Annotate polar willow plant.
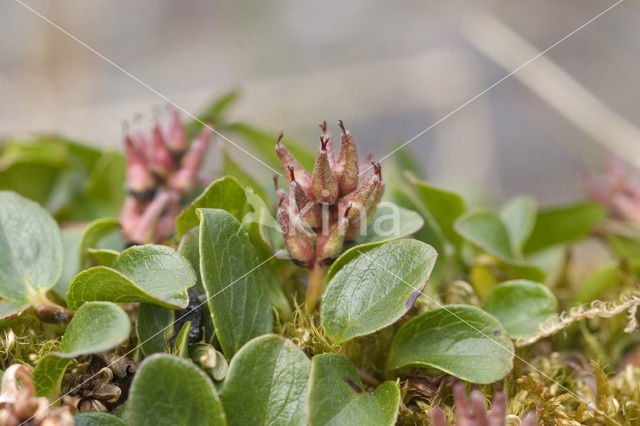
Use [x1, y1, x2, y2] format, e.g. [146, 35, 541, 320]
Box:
[2, 97, 640, 425]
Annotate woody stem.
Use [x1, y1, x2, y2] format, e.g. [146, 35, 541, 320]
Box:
[305, 262, 327, 314]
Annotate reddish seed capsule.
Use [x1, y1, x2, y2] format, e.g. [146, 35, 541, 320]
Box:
[339, 168, 380, 221]
[312, 136, 339, 204]
[124, 133, 156, 201]
[127, 191, 177, 244]
[275, 132, 313, 196]
[150, 122, 176, 179]
[317, 205, 350, 264]
[335, 120, 359, 196]
[289, 166, 322, 229]
[168, 126, 212, 194]
[319, 121, 337, 171]
[277, 207, 315, 268]
[166, 107, 188, 155]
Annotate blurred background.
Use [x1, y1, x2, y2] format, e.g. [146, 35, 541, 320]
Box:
[2, 0, 639, 204]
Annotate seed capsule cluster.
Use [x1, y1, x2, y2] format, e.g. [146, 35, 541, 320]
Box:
[276, 121, 384, 268]
[121, 108, 212, 244]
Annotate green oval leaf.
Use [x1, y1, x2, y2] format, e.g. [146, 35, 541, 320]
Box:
[308, 353, 400, 426]
[0, 191, 63, 302]
[388, 305, 514, 383]
[75, 412, 127, 426]
[326, 203, 425, 281]
[454, 210, 514, 261]
[198, 209, 272, 357]
[34, 302, 130, 398]
[221, 335, 310, 426]
[128, 354, 226, 426]
[523, 203, 605, 255]
[78, 218, 122, 268]
[136, 303, 173, 356]
[356, 203, 424, 245]
[176, 176, 248, 238]
[58, 301, 131, 357]
[500, 197, 536, 255]
[322, 240, 437, 344]
[483, 280, 557, 339]
[406, 175, 466, 246]
[67, 245, 196, 310]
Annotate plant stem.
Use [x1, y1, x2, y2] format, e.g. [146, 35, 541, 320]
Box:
[305, 262, 327, 314]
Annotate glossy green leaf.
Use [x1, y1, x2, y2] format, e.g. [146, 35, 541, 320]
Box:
[176, 176, 248, 238]
[136, 303, 173, 356]
[326, 203, 425, 281]
[221, 335, 310, 426]
[75, 412, 127, 426]
[0, 191, 63, 302]
[326, 241, 385, 282]
[455, 209, 546, 282]
[198, 209, 272, 357]
[356, 203, 424, 245]
[128, 354, 226, 426]
[454, 210, 514, 262]
[388, 305, 514, 383]
[322, 240, 438, 343]
[66, 245, 196, 310]
[483, 280, 557, 339]
[500, 197, 536, 255]
[308, 354, 400, 426]
[78, 218, 122, 267]
[34, 302, 130, 398]
[523, 203, 605, 255]
[384, 171, 448, 285]
[407, 174, 465, 246]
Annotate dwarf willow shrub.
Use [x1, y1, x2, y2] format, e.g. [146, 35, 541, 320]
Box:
[1, 96, 638, 425]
